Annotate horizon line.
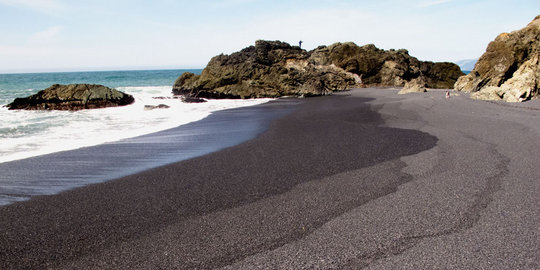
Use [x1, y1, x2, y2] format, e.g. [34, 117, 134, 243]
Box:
[0, 66, 205, 75]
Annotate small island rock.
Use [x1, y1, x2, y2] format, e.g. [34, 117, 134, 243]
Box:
[7, 84, 135, 111]
[144, 104, 170, 110]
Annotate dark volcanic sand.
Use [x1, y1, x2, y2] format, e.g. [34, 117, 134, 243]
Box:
[0, 91, 437, 269]
[2, 88, 538, 269]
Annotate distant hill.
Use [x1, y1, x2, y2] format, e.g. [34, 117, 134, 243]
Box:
[455, 59, 478, 72]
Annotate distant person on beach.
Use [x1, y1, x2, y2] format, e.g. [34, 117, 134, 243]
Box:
[299, 40, 303, 49]
[445, 91, 450, 98]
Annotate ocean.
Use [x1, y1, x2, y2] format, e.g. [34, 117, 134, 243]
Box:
[0, 69, 282, 205]
[0, 69, 272, 163]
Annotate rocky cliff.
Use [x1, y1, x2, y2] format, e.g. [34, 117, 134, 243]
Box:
[310, 42, 463, 89]
[455, 15, 540, 102]
[7, 84, 135, 110]
[174, 41, 361, 98]
[173, 40, 463, 98]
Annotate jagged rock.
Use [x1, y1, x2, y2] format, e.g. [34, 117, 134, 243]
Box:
[398, 77, 428, 94]
[455, 15, 540, 102]
[314, 42, 463, 89]
[174, 40, 361, 98]
[181, 96, 207, 103]
[144, 104, 170, 110]
[173, 40, 462, 99]
[7, 84, 134, 110]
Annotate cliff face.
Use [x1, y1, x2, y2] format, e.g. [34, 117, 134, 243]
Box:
[455, 15, 540, 102]
[312, 42, 462, 89]
[7, 84, 135, 110]
[174, 40, 463, 98]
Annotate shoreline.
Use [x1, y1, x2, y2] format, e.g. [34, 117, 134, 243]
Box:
[0, 84, 270, 165]
[0, 89, 438, 268]
[1, 88, 538, 269]
[0, 98, 296, 205]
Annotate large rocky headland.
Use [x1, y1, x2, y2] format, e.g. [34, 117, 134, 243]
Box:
[173, 40, 464, 99]
[454, 15, 540, 102]
[7, 84, 135, 110]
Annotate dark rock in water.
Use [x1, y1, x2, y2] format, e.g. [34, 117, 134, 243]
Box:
[144, 104, 170, 110]
[455, 15, 540, 102]
[181, 96, 207, 103]
[152, 96, 183, 100]
[172, 40, 463, 99]
[7, 84, 135, 110]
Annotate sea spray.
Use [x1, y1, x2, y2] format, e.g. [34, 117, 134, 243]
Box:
[0, 70, 272, 163]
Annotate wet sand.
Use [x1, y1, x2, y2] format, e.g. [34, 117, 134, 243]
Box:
[1, 88, 538, 269]
[0, 100, 295, 205]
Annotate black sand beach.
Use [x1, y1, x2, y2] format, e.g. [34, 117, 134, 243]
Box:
[0, 100, 295, 205]
[1, 88, 539, 269]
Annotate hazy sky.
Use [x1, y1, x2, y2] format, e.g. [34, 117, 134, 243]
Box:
[0, 0, 538, 73]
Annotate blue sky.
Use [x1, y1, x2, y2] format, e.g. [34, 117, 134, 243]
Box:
[0, 0, 538, 73]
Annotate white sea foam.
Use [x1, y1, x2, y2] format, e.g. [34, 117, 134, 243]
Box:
[0, 86, 272, 163]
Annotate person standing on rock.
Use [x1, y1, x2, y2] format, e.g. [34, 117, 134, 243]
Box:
[299, 40, 303, 49]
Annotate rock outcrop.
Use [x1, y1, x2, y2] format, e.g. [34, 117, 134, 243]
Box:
[173, 40, 463, 99]
[455, 15, 540, 102]
[7, 84, 135, 110]
[310, 42, 463, 89]
[174, 40, 361, 98]
[398, 77, 428, 94]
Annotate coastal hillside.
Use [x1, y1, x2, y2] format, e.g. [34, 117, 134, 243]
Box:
[173, 40, 463, 98]
[455, 15, 540, 102]
[455, 59, 478, 71]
